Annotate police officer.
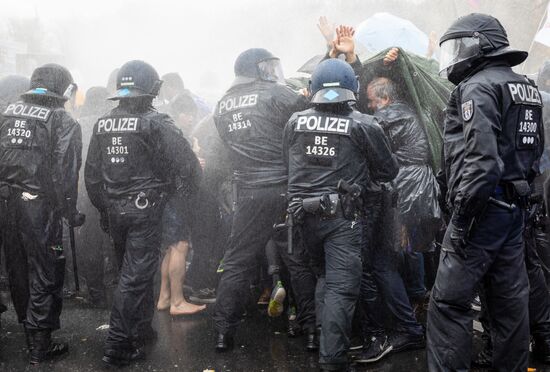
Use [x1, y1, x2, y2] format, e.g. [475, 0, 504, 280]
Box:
[85, 60, 201, 366]
[427, 14, 544, 371]
[0, 64, 83, 364]
[213, 48, 310, 350]
[283, 58, 398, 372]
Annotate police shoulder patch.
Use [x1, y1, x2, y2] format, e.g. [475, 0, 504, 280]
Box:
[462, 99, 474, 122]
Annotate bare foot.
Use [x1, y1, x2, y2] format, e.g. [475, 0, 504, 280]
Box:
[170, 301, 206, 316]
[157, 295, 171, 311]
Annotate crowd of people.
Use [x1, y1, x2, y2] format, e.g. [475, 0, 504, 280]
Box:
[0, 11, 549, 372]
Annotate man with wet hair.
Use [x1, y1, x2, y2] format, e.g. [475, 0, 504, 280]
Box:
[355, 75, 430, 364]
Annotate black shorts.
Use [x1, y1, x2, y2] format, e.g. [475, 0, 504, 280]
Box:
[161, 193, 190, 248]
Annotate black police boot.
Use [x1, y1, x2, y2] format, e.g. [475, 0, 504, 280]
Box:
[102, 347, 145, 367]
[471, 336, 492, 368]
[533, 335, 550, 364]
[215, 333, 234, 352]
[306, 328, 319, 351]
[29, 330, 68, 365]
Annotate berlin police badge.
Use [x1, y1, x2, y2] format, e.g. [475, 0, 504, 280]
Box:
[462, 100, 474, 122]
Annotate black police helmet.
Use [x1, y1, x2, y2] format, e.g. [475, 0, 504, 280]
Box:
[309, 59, 358, 104]
[439, 14, 527, 84]
[234, 48, 277, 78]
[22, 63, 76, 102]
[109, 60, 163, 100]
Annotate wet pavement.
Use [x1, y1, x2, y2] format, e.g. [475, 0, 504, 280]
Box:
[1, 296, 549, 372]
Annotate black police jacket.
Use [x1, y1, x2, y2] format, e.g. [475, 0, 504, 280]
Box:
[0, 97, 82, 215]
[283, 105, 398, 200]
[85, 103, 201, 211]
[214, 80, 307, 187]
[444, 61, 544, 218]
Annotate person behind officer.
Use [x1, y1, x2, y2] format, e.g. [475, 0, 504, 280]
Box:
[284, 58, 398, 371]
[212, 48, 308, 351]
[74, 86, 116, 308]
[0, 64, 83, 364]
[85, 60, 201, 366]
[355, 76, 428, 364]
[427, 14, 544, 371]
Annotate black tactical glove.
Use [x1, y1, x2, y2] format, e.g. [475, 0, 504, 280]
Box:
[288, 198, 305, 224]
[100, 210, 110, 234]
[68, 212, 86, 227]
[449, 214, 472, 259]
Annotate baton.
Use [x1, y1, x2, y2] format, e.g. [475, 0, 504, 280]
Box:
[69, 225, 80, 292]
[66, 197, 80, 293]
[287, 213, 294, 255]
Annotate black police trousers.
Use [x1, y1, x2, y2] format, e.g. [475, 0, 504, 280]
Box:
[303, 215, 363, 369]
[427, 202, 529, 372]
[265, 230, 317, 332]
[479, 215, 550, 346]
[0, 191, 64, 330]
[104, 195, 163, 351]
[214, 184, 286, 335]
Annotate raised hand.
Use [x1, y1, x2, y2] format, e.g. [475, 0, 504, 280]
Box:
[317, 16, 335, 45]
[330, 25, 357, 63]
[383, 47, 400, 65]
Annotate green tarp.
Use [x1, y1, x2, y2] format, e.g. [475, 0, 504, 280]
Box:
[359, 48, 453, 170]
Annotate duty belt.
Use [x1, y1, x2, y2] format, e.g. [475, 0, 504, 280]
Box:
[110, 189, 166, 209]
[0, 185, 40, 201]
[494, 180, 530, 208]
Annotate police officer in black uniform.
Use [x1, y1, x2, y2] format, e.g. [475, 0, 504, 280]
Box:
[427, 14, 544, 371]
[212, 48, 310, 350]
[0, 64, 82, 364]
[85, 60, 201, 366]
[284, 58, 398, 372]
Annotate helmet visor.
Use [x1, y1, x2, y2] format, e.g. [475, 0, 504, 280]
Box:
[258, 59, 285, 83]
[439, 37, 480, 78]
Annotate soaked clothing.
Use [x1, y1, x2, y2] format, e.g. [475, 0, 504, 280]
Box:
[427, 61, 544, 372]
[284, 107, 398, 200]
[375, 102, 441, 227]
[443, 63, 544, 218]
[214, 80, 307, 187]
[213, 80, 307, 336]
[284, 104, 398, 369]
[0, 97, 82, 330]
[85, 102, 201, 351]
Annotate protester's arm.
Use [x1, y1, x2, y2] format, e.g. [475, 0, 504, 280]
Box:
[154, 115, 202, 196]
